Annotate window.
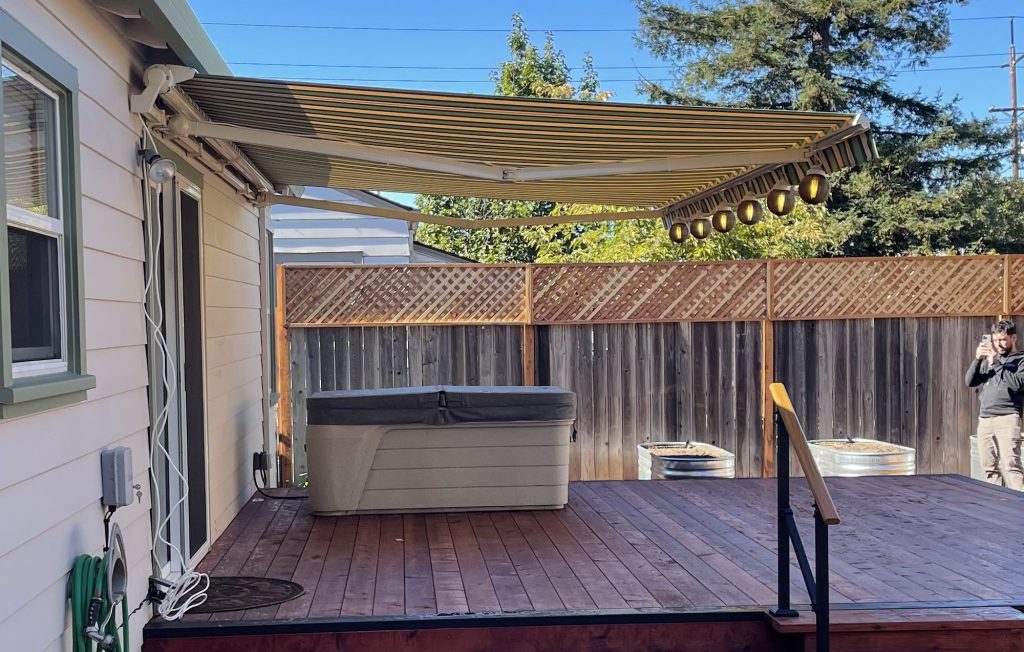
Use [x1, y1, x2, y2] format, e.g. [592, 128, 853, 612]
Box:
[5, 60, 66, 377]
[0, 13, 93, 419]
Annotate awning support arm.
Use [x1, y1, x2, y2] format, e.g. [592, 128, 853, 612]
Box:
[263, 193, 664, 229]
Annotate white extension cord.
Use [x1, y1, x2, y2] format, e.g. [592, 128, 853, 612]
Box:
[141, 124, 209, 620]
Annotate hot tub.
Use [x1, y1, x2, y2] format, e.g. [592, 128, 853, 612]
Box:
[305, 385, 576, 515]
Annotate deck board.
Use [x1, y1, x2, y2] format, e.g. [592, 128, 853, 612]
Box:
[169, 476, 1024, 623]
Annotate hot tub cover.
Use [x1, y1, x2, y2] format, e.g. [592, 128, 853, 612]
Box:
[307, 385, 576, 426]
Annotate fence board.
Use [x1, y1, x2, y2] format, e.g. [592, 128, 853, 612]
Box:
[541, 323, 762, 480]
[284, 265, 528, 325]
[283, 256, 1021, 330]
[531, 262, 767, 323]
[772, 257, 1004, 320]
[280, 258, 1024, 485]
[772, 316, 998, 476]
[1012, 258, 1024, 315]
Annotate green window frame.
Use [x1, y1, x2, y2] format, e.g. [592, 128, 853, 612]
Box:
[0, 10, 93, 419]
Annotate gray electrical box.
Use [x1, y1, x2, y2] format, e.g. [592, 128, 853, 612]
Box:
[101, 447, 134, 508]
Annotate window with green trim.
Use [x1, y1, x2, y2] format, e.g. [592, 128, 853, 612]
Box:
[6, 59, 66, 377]
[0, 13, 93, 419]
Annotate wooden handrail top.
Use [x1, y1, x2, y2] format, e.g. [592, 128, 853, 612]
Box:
[769, 383, 841, 526]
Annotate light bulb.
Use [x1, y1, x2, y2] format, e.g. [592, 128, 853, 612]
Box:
[798, 168, 830, 204]
[767, 184, 795, 216]
[690, 218, 712, 240]
[711, 207, 736, 233]
[668, 222, 689, 243]
[737, 198, 763, 225]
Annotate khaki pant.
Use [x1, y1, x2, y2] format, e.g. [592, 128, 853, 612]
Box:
[977, 414, 1024, 491]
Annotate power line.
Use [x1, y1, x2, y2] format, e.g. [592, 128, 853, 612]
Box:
[247, 63, 1003, 84]
[892, 64, 1003, 72]
[230, 62, 669, 71]
[204, 21, 634, 32]
[266, 76, 673, 83]
[204, 17, 1024, 32]
[949, 15, 1024, 22]
[227, 52, 1006, 71]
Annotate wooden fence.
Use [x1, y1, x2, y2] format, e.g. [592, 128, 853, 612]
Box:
[276, 256, 1024, 483]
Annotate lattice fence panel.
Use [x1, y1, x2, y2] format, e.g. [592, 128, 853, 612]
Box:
[1011, 257, 1024, 315]
[771, 257, 1004, 320]
[531, 262, 768, 323]
[284, 265, 528, 325]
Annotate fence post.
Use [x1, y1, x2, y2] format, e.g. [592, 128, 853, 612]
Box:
[275, 264, 293, 486]
[1003, 255, 1011, 319]
[523, 265, 536, 385]
[761, 260, 776, 477]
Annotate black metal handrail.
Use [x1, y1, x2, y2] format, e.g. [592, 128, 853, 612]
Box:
[769, 383, 840, 652]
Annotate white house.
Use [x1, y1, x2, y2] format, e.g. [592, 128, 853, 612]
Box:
[0, 2, 273, 649]
[271, 186, 471, 265]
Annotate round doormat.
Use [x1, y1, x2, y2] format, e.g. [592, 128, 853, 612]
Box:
[186, 576, 305, 613]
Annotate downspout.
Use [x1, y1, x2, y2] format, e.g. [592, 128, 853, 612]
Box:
[258, 204, 278, 486]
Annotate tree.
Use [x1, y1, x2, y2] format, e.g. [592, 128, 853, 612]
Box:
[528, 202, 853, 262]
[415, 15, 604, 262]
[635, 0, 1013, 256]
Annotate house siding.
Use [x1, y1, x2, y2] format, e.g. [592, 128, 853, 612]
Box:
[0, 1, 266, 650]
[271, 187, 416, 264]
[194, 161, 267, 543]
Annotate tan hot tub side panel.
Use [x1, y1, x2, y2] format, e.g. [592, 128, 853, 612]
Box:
[307, 420, 573, 515]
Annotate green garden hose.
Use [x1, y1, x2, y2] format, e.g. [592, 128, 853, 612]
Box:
[70, 552, 129, 652]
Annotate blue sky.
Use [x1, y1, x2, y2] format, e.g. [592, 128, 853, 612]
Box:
[188, 0, 1023, 199]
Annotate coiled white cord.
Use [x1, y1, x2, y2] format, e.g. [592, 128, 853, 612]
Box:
[140, 123, 209, 620]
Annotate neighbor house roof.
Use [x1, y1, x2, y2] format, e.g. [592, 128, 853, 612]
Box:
[162, 74, 875, 224]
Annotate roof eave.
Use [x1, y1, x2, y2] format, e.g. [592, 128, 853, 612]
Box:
[132, 0, 231, 75]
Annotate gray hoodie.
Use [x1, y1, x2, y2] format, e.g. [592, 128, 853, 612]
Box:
[965, 350, 1024, 418]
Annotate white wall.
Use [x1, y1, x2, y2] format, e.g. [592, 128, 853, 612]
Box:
[0, 1, 152, 649]
[271, 187, 415, 263]
[0, 1, 267, 649]
[198, 174, 267, 540]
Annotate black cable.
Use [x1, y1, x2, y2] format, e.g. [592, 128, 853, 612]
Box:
[102, 506, 116, 552]
[253, 467, 306, 500]
[126, 597, 151, 621]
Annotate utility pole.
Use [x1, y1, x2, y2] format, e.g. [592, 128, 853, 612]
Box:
[990, 17, 1024, 180]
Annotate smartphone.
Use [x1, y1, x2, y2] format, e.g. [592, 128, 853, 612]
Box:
[981, 334, 992, 346]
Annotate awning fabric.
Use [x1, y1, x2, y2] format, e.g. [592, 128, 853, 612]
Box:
[176, 74, 876, 220]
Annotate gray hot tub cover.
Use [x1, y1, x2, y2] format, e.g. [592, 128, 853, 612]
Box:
[306, 385, 577, 426]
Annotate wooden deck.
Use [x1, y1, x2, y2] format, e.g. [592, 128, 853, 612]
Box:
[145, 475, 1024, 651]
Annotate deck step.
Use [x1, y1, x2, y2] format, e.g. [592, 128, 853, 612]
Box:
[770, 606, 1024, 634]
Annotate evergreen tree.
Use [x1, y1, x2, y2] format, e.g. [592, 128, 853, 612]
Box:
[635, 0, 1014, 255]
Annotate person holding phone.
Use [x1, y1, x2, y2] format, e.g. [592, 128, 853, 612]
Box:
[966, 320, 1024, 490]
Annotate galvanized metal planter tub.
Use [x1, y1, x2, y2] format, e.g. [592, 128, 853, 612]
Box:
[807, 438, 916, 477]
[970, 435, 984, 481]
[637, 442, 736, 479]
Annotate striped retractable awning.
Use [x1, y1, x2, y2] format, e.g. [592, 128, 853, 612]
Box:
[176, 74, 876, 218]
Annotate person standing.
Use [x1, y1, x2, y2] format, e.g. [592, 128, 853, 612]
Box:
[966, 320, 1024, 490]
